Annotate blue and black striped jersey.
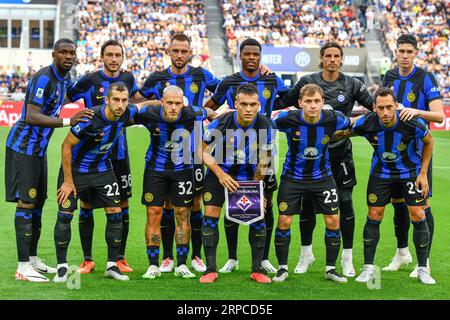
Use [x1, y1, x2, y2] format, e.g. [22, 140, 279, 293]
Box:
[383, 65, 442, 113]
[66, 70, 139, 161]
[139, 66, 219, 107]
[211, 71, 289, 116]
[134, 105, 207, 172]
[203, 112, 276, 180]
[6, 64, 73, 157]
[352, 112, 429, 179]
[274, 109, 350, 181]
[70, 105, 138, 174]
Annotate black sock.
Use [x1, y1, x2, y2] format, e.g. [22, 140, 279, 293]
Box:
[249, 220, 266, 272]
[339, 200, 355, 249]
[118, 207, 129, 259]
[105, 213, 123, 263]
[54, 212, 73, 264]
[201, 217, 219, 272]
[363, 218, 381, 265]
[412, 219, 430, 267]
[78, 208, 94, 261]
[176, 244, 190, 267]
[274, 228, 291, 266]
[161, 208, 175, 259]
[263, 201, 274, 260]
[393, 203, 410, 249]
[190, 210, 203, 259]
[324, 228, 341, 267]
[15, 208, 33, 262]
[224, 217, 239, 260]
[300, 197, 316, 246]
[29, 207, 42, 257]
[147, 246, 160, 266]
[425, 207, 434, 255]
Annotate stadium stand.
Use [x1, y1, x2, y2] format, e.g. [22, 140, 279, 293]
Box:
[75, 0, 212, 86]
[377, 0, 450, 98]
[222, 0, 366, 57]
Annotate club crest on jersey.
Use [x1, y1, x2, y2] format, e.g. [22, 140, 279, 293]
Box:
[381, 152, 398, 162]
[29, 188, 37, 199]
[279, 202, 288, 212]
[190, 83, 199, 94]
[338, 94, 345, 102]
[407, 92, 416, 102]
[262, 88, 271, 99]
[236, 195, 253, 212]
[302, 147, 320, 160]
[397, 142, 407, 151]
[368, 193, 377, 204]
[203, 192, 212, 202]
[321, 135, 330, 144]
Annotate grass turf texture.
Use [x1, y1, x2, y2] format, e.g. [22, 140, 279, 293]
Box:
[0, 126, 449, 300]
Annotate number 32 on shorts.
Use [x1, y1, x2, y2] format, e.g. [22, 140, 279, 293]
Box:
[178, 181, 193, 195]
[323, 189, 338, 204]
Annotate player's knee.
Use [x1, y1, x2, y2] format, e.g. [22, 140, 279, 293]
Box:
[277, 215, 292, 229]
[324, 214, 339, 229]
[120, 199, 129, 208]
[204, 206, 221, 218]
[17, 200, 35, 209]
[147, 206, 163, 225]
[368, 207, 384, 221]
[408, 206, 425, 222]
[106, 207, 122, 214]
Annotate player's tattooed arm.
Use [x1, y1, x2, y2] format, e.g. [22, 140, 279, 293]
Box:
[201, 141, 240, 192]
[416, 132, 434, 197]
[57, 132, 79, 205]
[26, 104, 94, 128]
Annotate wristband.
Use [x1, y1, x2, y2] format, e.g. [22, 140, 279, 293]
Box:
[63, 118, 71, 127]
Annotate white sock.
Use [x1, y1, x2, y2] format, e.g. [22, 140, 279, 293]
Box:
[106, 261, 116, 270]
[29, 256, 38, 264]
[301, 245, 313, 256]
[325, 266, 335, 272]
[57, 263, 68, 270]
[342, 249, 353, 260]
[364, 264, 375, 271]
[398, 247, 409, 256]
[18, 261, 30, 272]
[279, 265, 288, 271]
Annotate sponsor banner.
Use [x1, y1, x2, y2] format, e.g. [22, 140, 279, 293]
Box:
[225, 180, 264, 225]
[260, 46, 366, 73]
[0, 0, 57, 4]
[430, 106, 450, 131]
[0, 101, 83, 127]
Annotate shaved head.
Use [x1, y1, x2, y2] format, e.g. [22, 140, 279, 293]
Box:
[163, 85, 184, 98]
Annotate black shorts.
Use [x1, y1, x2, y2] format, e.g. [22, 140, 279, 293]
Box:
[367, 175, 426, 207]
[277, 175, 339, 215]
[262, 170, 278, 192]
[330, 159, 357, 189]
[5, 148, 47, 206]
[142, 169, 194, 207]
[112, 158, 132, 201]
[202, 171, 272, 208]
[391, 158, 433, 199]
[193, 164, 205, 196]
[57, 168, 121, 212]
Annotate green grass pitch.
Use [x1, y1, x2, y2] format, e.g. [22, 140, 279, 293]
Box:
[0, 126, 449, 300]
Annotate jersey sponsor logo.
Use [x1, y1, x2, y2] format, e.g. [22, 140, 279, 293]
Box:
[144, 193, 153, 202]
[321, 135, 330, 145]
[294, 51, 311, 68]
[203, 192, 212, 202]
[368, 193, 377, 204]
[190, 83, 199, 94]
[162, 141, 181, 152]
[430, 87, 440, 93]
[236, 195, 253, 212]
[397, 142, 407, 151]
[28, 188, 37, 199]
[36, 88, 44, 99]
[407, 92, 416, 102]
[381, 152, 398, 162]
[337, 94, 346, 103]
[96, 142, 114, 154]
[278, 202, 288, 212]
[262, 88, 271, 99]
[61, 199, 71, 209]
[301, 147, 320, 160]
